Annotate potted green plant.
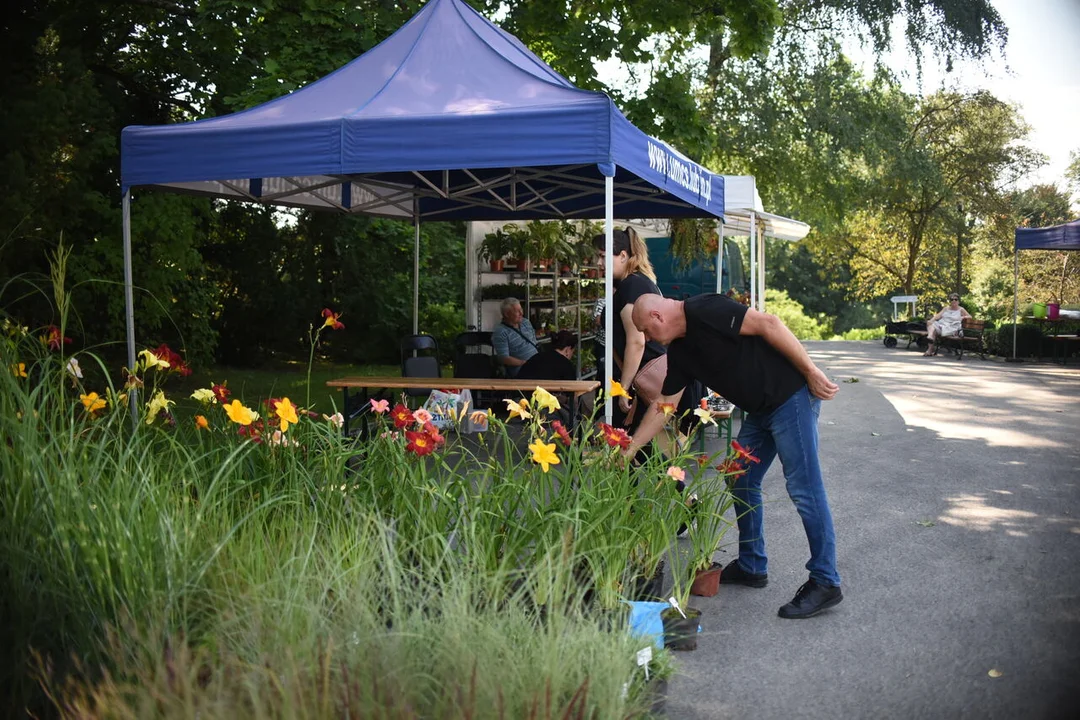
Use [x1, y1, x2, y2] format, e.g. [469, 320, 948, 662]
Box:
[660, 551, 701, 651]
[479, 228, 514, 271]
[687, 472, 736, 597]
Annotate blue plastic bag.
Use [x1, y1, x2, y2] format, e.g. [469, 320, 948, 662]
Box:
[624, 600, 668, 651]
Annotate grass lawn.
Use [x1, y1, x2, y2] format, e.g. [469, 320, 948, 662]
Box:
[168, 360, 399, 417]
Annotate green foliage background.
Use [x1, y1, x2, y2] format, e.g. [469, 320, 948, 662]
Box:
[0, 0, 1074, 370]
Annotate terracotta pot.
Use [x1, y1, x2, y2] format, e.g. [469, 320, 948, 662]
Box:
[489, 259, 504, 272]
[690, 562, 722, 597]
[661, 607, 701, 651]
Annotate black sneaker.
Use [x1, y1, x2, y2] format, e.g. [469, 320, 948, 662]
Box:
[720, 559, 768, 588]
[778, 579, 843, 619]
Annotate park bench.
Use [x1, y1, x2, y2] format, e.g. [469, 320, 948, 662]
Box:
[908, 318, 989, 360]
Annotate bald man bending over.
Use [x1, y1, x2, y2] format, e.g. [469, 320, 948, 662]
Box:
[628, 293, 843, 619]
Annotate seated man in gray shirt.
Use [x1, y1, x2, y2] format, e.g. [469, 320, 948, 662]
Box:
[491, 297, 538, 377]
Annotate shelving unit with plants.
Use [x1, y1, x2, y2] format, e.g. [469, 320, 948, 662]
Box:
[474, 220, 603, 379]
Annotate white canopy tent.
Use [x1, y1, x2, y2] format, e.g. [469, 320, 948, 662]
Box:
[716, 176, 811, 310]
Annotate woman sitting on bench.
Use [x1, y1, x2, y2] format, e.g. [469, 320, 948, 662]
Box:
[924, 293, 971, 356]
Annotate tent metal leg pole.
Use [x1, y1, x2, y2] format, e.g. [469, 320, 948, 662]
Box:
[757, 225, 766, 312]
[122, 191, 139, 427]
[749, 212, 757, 309]
[603, 175, 614, 424]
[716, 218, 724, 294]
[1012, 249, 1019, 360]
[413, 199, 420, 335]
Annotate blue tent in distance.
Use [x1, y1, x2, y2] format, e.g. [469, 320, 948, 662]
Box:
[1010, 219, 1080, 359]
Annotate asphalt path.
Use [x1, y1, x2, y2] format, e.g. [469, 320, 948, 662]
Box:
[666, 341, 1080, 720]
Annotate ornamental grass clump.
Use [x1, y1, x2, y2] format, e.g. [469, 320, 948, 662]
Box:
[2, 313, 689, 715]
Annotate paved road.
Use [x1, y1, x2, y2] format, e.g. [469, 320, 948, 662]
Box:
[668, 341, 1080, 720]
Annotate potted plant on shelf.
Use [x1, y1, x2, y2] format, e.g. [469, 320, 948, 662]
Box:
[480, 228, 515, 272]
[499, 223, 530, 271]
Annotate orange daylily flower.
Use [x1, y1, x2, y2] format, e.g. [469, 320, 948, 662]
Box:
[273, 397, 299, 432]
[195, 415, 209, 431]
[80, 392, 106, 415]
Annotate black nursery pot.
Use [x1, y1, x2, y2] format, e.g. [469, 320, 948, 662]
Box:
[661, 607, 702, 651]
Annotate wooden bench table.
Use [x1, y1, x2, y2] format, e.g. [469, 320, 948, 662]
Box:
[1048, 334, 1080, 365]
[326, 376, 600, 435]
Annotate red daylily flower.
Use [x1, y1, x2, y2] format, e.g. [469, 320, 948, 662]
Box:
[405, 429, 436, 456]
[321, 308, 345, 330]
[597, 422, 631, 450]
[212, 383, 231, 403]
[422, 421, 445, 447]
[696, 454, 710, 467]
[153, 344, 192, 376]
[731, 440, 761, 464]
[43, 326, 72, 351]
[551, 420, 572, 446]
[391, 403, 414, 429]
[716, 458, 747, 476]
[238, 419, 266, 444]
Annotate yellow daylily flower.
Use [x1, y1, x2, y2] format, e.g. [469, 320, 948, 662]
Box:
[274, 397, 300, 432]
[610, 380, 629, 398]
[190, 388, 216, 404]
[12, 362, 26, 378]
[223, 399, 255, 426]
[505, 397, 532, 420]
[693, 407, 716, 425]
[531, 387, 561, 413]
[138, 349, 170, 372]
[528, 439, 560, 473]
[80, 392, 106, 415]
[145, 390, 174, 425]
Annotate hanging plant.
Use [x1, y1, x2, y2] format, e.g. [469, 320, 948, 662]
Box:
[669, 218, 719, 268]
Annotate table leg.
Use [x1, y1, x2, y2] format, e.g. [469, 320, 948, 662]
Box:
[342, 388, 350, 436]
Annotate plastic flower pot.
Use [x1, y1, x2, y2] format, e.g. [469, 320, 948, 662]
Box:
[489, 259, 505, 272]
[661, 607, 702, 651]
[1032, 302, 1047, 318]
[1048, 302, 1060, 319]
[646, 677, 668, 715]
[690, 561, 722, 597]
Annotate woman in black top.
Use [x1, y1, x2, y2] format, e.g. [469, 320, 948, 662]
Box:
[592, 227, 666, 419]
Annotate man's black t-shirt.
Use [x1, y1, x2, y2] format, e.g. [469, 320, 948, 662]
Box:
[661, 294, 805, 415]
[613, 272, 666, 375]
[516, 349, 577, 382]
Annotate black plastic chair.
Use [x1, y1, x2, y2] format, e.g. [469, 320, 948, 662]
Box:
[453, 331, 496, 407]
[400, 334, 441, 399]
[453, 331, 495, 378]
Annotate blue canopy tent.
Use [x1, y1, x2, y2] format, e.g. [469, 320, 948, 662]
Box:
[1011, 219, 1080, 358]
[120, 0, 723, 419]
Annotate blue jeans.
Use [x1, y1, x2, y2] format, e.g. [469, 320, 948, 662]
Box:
[731, 385, 841, 587]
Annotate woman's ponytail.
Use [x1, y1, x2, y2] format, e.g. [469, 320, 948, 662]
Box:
[625, 227, 656, 282]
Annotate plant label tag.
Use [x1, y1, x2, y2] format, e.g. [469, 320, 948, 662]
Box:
[668, 596, 687, 618]
[636, 646, 652, 667]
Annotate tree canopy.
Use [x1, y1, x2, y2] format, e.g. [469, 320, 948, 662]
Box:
[0, 0, 1066, 368]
